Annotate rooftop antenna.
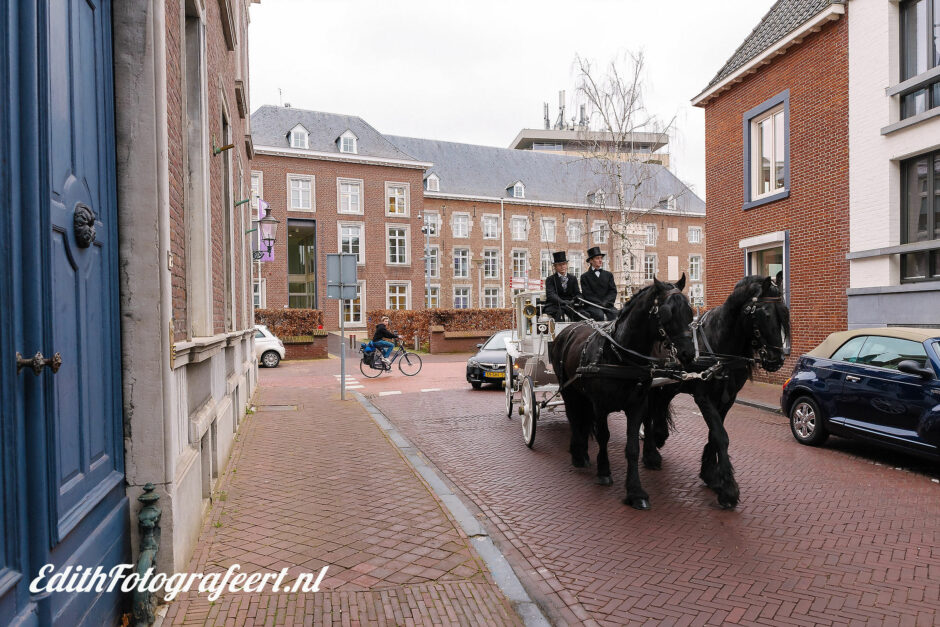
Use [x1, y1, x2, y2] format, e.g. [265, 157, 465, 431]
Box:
[278, 88, 283, 107]
[554, 90, 566, 130]
[543, 102, 550, 130]
[579, 104, 587, 128]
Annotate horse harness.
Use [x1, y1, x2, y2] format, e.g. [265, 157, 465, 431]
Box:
[690, 295, 783, 378]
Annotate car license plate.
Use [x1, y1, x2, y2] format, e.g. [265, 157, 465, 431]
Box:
[485, 372, 505, 379]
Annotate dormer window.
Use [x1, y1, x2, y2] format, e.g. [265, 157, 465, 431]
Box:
[589, 190, 605, 205]
[338, 130, 358, 154]
[288, 124, 309, 149]
[426, 174, 440, 192]
[509, 181, 525, 199]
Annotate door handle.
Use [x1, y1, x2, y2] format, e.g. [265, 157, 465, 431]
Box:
[16, 351, 63, 376]
[845, 375, 861, 382]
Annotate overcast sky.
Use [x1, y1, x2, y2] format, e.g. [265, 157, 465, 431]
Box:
[248, 0, 777, 201]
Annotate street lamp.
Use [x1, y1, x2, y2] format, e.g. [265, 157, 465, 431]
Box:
[251, 203, 280, 260]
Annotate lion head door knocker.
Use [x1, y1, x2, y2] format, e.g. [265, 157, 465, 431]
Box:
[73, 203, 97, 248]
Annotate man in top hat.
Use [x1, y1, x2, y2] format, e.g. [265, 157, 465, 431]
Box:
[579, 246, 618, 321]
[544, 251, 581, 321]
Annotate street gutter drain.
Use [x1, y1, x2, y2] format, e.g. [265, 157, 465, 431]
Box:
[257, 405, 298, 412]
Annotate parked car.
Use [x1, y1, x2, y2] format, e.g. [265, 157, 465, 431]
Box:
[467, 330, 513, 389]
[254, 324, 285, 368]
[781, 327, 940, 461]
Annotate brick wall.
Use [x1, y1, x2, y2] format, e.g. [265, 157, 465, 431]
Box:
[251, 151, 705, 331]
[701, 17, 849, 382]
[166, 0, 253, 341]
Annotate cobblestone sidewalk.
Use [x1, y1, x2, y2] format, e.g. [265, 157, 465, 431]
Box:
[161, 364, 522, 626]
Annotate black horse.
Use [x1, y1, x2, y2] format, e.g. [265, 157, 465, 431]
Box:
[646, 274, 790, 509]
[549, 276, 696, 510]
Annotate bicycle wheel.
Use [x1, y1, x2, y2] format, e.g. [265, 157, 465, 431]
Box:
[397, 352, 423, 376]
[359, 356, 384, 378]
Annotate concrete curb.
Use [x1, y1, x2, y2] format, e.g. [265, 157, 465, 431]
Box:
[734, 398, 782, 414]
[353, 392, 552, 627]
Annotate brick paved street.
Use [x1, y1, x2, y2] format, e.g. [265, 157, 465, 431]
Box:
[161, 358, 522, 626]
[371, 366, 940, 626]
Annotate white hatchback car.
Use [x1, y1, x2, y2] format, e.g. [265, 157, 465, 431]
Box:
[254, 325, 285, 368]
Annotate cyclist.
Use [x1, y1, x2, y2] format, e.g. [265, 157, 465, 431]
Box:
[371, 316, 400, 367]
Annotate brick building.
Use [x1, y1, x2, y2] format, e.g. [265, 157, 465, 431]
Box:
[249, 105, 706, 332]
[692, 0, 849, 382]
[115, 0, 258, 575]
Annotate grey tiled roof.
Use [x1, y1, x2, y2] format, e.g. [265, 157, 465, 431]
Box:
[250, 105, 420, 161]
[706, 0, 843, 88]
[386, 135, 705, 214]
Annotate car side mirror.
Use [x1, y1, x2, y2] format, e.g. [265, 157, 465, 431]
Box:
[897, 359, 935, 379]
[476, 343, 484, 348]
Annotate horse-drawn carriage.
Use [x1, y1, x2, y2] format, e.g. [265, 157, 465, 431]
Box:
[504, 290, 574, 448]
[502, 275, 790, 510]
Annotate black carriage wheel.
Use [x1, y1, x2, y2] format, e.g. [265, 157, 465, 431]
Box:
[505, 356, 515, 418]
[521, 376, 538, 448]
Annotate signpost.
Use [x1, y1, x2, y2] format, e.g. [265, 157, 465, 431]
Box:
[326, 254, 358, 399]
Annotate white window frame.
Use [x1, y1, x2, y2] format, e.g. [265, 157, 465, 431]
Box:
[740, 230, 789, 306]
[511, 249, 528, 278]
[566, 219, 583, 243]
[385, 182, 410, 217]
[750, 105, 787, 201]
[340, 280, 366, 327]
[339, 130, 358, 154]
[426, 245, 440, 279]
[645, 224, 657, 246]
[337, 177, 363, 215]
[513, 182, 525, 198]
[453, 247, 470, 278]
[289, 125, 309, 149]
[482, 248, 499, 279]
[426, 174, 440, 192]
[385, 281, 411, 310]
[337, 221, 365, 265]
[453, 286, 471, 309]
[540, 218, 556, 243]
[250, 170, 263, 212]
[452, 212, 470, 238]
[688, 226, 702, 244]
[593, 220, 609, 244]
[482, 214, 499, 239]
[385, 224, 411, 265]
[689, 255, 702, 281]
[423, 212, 440, 237]
[511, 216, 528, 241]
[252, 278, 266, 309]
[426, 285, 440, 309]
[644, 254, 657, 281]
[568, 251, 583, 275]
[482, 286, 500, 309]
[540, 250, 553, 277]
[287, 174, 314, 211]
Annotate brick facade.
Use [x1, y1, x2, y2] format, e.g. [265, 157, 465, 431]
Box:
[251, 143, 705, 332]
[699, 16, 849, 382]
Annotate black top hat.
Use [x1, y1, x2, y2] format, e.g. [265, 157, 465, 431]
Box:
[586, 246, 605, 260]
[552, 251, 568, 264]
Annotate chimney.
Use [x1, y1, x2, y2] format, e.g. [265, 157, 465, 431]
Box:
[284, 102, 291, 108]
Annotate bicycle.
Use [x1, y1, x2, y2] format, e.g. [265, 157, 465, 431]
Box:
[359, 339, 423, 378]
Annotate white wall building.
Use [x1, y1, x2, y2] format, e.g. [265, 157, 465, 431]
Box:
[848, 0, 940, 326]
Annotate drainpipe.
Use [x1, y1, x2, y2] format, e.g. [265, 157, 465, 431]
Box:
[500, 199, 505, 305]
[154, 0, 175, 487]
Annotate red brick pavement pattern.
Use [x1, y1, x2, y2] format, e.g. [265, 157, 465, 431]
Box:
[373, 388, 940, 627]
[161, 362, 521, 626]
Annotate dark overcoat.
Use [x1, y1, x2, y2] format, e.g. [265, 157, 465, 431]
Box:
[579, 268, 617, 321]
[544, 273, 581, 320]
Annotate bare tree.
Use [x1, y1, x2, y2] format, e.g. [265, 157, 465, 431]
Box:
[574, 51, 684, 300]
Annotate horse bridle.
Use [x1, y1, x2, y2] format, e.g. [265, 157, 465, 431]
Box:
[649, 288, 687, 363]
[742, 295, 784, 366]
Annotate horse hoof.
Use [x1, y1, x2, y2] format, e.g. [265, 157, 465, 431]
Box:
[623, 497, 651, 510]
[718, 498, 738, 510]
[595, 475, 613, 486]
[571, 454, 590, 468]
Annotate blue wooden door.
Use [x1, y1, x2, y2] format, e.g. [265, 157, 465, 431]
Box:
[0, 0, 129, 625]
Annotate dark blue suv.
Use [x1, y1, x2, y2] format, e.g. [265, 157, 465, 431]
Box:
[781, 328, 940, 462]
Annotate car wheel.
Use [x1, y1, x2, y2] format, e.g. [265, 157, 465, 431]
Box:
[261, 350, 281, 368]
[789, 396, 828, 446]
[470, 381, 482, 390]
